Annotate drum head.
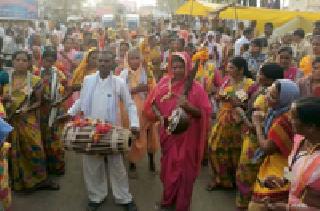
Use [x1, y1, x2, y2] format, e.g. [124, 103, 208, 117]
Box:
[169, 107, 190, 135]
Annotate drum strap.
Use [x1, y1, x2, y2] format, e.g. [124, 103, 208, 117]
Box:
[73, 127, 79, 141]
[111, 128, 119, 152]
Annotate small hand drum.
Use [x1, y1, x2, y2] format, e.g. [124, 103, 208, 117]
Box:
[167, 107, 190, 135]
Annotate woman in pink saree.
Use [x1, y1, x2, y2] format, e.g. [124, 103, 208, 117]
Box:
[144, 52, 211, 211]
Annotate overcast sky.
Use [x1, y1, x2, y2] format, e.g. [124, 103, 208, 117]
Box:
[85, 0, 156, 8]
[120, 0, 156, 8]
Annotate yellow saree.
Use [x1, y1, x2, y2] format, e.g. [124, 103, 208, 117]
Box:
[4, 75, 47, 191]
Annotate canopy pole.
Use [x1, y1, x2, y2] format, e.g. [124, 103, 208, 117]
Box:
[234, 1, 238, 37]
[190, 0, 194, 28]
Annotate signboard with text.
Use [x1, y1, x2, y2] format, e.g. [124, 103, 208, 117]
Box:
[0, 0, 38, 20]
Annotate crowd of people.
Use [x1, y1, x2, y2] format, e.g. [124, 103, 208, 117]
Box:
[0, 17, 319, 211]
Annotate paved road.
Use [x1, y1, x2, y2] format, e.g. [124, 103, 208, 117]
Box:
[12, 151, 236, 211]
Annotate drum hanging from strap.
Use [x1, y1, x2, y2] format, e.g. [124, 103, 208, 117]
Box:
[61, 122, 132, 155]
[166, 58, 200, 135]
[167, 107, 190, 135]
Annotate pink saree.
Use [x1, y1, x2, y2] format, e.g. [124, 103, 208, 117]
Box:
[144, 52, 211, 211]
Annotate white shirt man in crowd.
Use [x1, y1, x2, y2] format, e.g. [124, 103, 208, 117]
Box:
[234, 28, 253, 56]
[68, 50, 139, 211]
[292, 28, 312, 63]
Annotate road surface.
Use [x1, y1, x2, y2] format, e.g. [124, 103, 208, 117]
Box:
[12, 151, 236, 211]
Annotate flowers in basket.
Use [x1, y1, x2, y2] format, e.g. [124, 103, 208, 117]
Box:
[219, 87, 248, 103]
[235, 89, 249, 102]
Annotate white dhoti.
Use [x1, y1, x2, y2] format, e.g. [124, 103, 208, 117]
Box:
[83, 154, 132, 204]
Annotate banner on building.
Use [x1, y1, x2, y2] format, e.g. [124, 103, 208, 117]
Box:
[0, 0, 38, 20]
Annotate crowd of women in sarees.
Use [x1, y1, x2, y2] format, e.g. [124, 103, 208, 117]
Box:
[1, 51, 61, 194]
[0, 43, 99, 210]
[201, 61, 314, 211]
[191, 35, 320, 211]
[205, 64, 320, 210]
[2, 24, 320, 211]
[0, 33, 162, 208]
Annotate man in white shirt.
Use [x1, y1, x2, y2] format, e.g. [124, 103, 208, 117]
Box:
[234, 28, 253, 56]
[292, 28, 312, 63]
[160, 31, 170, 69]
[211, 32, 224, 69]
[207, 31, 215, 55]
[52, 23, 65, 45]
[68, 50, 139, 211]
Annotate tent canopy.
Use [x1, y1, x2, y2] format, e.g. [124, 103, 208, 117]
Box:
[176, 1, 319, 34]
[273, 16, 314, 37]
[176, 0, 211, 16]
[176, 0, 228, 16]
[219, 7, 320, 34]
[198, 1, 229, 12]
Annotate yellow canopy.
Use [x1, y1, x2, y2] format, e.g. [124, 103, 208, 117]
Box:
[198, 1, 229, 12]
[176, 0, 211, 16]
[176, 0, 229, 16]
[273, 16, 314, 37]
[219, 7, 320, 34]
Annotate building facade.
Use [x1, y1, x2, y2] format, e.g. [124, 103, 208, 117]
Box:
[287, 0, 320, 11]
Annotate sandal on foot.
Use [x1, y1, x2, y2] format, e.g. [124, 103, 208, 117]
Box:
[87, 201, 102, 211]
[36, 179, 60, 191]
[206, 181, 232, 191]
[206, 182, 219, 191]
[154, 202, 174, 211]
